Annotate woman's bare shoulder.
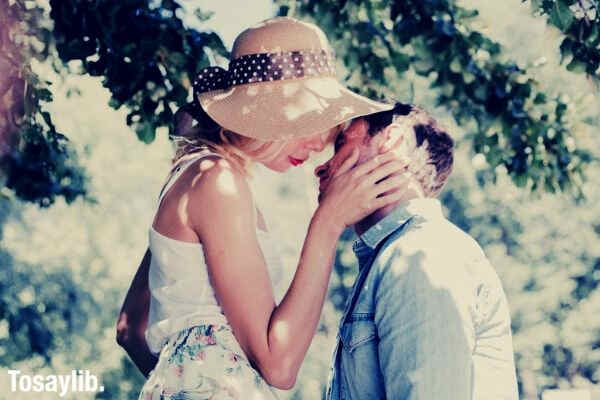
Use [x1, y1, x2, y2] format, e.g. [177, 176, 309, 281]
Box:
[188, 156, 251, 197]
[184, 156, 256, 232]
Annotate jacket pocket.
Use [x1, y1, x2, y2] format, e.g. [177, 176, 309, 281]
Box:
[339, 313, 377, 353]
[338, 313, 385, 399]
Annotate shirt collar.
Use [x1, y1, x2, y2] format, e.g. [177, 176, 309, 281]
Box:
[352, 198, 444, 262]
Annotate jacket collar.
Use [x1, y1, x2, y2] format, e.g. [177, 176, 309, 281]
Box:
[352, 198, 444, 266]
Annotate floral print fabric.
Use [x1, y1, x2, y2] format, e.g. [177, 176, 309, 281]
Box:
[139, 324, 280, 400]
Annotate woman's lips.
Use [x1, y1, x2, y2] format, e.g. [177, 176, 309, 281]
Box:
[289, 156, 305, 166]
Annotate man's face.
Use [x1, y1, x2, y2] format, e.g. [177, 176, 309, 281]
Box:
[315, 115, 424, 202]
[314, 118, 375, 200]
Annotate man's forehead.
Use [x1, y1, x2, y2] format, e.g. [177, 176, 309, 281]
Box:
[332, 119, 367, 153]
[333, 120, 351, 139]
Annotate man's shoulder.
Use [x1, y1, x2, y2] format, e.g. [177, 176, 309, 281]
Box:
[381, 216, 483, 257]
[370, 217, 488, 283]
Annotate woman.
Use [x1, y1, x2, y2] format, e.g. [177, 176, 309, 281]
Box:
[116, 17, 406, 399]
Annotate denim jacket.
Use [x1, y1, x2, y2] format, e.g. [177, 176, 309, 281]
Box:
[326, 198, 519, 400]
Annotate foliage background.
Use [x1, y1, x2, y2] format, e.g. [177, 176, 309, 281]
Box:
[0, 0, 599, 399]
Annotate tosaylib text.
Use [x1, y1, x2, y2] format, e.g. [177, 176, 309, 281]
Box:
[7, 369, 104, 397]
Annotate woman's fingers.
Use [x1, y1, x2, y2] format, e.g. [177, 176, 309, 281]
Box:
[366, 160, 407, 185]
[332, 147, 360, 178]
[372, 188, 408, 209]
[350, 151, 396, 178]
[319, 148, 419, 227]
[374, 174, 411, 196]
[380, 138, 398, 153]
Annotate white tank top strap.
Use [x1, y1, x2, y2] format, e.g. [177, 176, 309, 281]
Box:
[153, 147, 263, 235]
[156, 148, 222, 206]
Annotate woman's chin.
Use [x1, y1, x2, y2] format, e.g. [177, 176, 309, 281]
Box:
[261, 161, 290, 173]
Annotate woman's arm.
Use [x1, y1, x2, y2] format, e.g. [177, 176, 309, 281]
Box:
[115, 249, 158, 377]
[189, 152, 405, 389]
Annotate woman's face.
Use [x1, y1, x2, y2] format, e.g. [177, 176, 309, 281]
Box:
[261, 126, 339, 172]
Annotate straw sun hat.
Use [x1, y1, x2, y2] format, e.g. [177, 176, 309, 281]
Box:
[194, 17, 394, 141]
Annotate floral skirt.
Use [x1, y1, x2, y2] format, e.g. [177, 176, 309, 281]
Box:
[138, 324, 280, 400]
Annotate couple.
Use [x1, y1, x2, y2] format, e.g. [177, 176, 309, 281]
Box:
[116, 17, 519, 399]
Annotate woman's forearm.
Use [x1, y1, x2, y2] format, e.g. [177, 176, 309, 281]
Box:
[260, 209, 343, 387]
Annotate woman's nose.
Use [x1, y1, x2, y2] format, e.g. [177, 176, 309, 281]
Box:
[307, 135, 327, 152]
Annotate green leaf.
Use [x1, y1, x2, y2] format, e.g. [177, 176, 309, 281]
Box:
[566, 58, 588, 73]
[40, 111, 56, 132]
[559, 38, 573, 64]
[585, 23, 599, 45]
[456, 8, 479, 19]
[514, 173, 528, 187]
[167, 52, 186, 67]
[108, 98, 122, 110]
[534, 93, 547, 104]
[37, 88, 53, 102]
[391, 52, 410, 73]
[530, 0, 543, 13]
[135, 122, 156, 144]
[549, 0, 574, 31]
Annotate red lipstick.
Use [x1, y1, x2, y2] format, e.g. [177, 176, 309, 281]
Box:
[289, 156, 305, 166]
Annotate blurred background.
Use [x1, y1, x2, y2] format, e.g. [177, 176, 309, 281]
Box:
[0, 0, 599, 398]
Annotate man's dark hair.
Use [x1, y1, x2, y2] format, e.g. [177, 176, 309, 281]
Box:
[363, 102, 413, 136]
[362, 101, 455, 196]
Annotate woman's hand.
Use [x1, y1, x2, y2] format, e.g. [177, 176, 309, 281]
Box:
[317, 148, 410, 229]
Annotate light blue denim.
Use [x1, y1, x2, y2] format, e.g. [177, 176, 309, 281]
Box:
[326, 198, 519, 400]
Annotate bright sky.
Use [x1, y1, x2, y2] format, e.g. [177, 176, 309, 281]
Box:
[180, 0, 277, 49]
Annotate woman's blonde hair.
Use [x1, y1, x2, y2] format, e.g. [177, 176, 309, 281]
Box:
[170, 102, 288, 175]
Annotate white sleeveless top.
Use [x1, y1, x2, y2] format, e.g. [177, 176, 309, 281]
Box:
[145, 150, 285, 356]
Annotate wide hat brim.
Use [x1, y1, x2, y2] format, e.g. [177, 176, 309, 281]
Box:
[197, 77, 394, 141]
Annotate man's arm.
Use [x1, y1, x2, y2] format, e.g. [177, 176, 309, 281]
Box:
[373, 252, 475, 399]
[116, 248, 158, 377]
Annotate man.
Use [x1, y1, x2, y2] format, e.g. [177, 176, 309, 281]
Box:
[316, 102, 519, 400]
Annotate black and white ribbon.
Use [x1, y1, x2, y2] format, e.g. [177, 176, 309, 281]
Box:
[193, 49, 337, 94]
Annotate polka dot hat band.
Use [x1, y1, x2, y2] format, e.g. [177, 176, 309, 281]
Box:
[193, 49, 337, 93]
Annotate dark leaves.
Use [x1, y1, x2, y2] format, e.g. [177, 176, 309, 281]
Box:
[549, 0, 575, 31]
[49, 0, 227, 147]
[284, 0, 592, 198]
[530, 0, 600, 81]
